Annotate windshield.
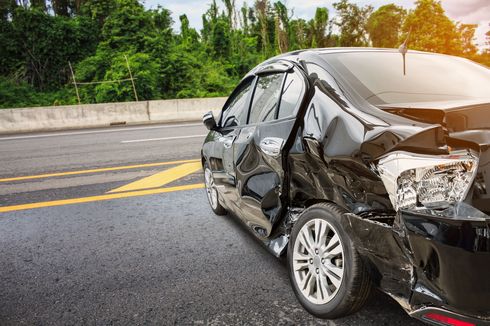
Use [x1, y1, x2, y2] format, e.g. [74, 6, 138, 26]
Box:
[322, 51, 490, 106]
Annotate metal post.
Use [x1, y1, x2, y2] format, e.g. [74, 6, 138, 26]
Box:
[124, 55, 139, 102]
[68, 61, 81, 105]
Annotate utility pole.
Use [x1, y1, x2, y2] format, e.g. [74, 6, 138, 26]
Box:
[68, 61, 81, 105]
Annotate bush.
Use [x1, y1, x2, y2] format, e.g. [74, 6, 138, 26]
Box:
[0, 77, 77, 108]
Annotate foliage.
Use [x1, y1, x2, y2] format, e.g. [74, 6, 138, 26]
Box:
[333, 0, 373, 46]
[367, 4, 405, 48]
[95, 53, 160, 102]
[458, 24, 478, 57]
[80, 0, 117, 26]
[402, 0, 462, 55]
[0, 0, 488, 109]
[3, 7, 98, 90]
[0, 77, 76, 108]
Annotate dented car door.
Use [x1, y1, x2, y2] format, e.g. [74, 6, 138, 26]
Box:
[232, 64, 307, 237]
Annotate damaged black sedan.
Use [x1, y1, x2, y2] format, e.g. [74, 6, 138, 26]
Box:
[201, 48, 490, 325]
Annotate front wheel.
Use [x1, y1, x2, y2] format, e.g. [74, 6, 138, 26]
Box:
[204, 164, 227, 215]
[287, 202, 372, 319]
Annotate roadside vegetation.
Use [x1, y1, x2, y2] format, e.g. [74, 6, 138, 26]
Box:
[0, 0, 489, 108]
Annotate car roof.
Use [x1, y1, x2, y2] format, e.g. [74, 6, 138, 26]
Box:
[247, 47, 401, 77]
[276, 46, 434, 59]
[245, 47, 447, 77]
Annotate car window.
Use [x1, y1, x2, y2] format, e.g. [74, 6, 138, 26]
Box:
[221, 79, 253, 128]
[322, 52, 490, 105]
[278, 70, 305, 119]
[248, 73, 284, 124]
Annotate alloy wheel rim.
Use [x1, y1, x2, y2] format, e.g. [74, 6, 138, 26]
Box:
[204, 168, 218, 209]
[292, 218, 345, 305]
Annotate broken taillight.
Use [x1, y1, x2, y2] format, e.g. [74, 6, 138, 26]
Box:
[424, 313, 475, 326]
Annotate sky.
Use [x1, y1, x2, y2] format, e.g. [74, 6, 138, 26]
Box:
[143, 0, 489, 49]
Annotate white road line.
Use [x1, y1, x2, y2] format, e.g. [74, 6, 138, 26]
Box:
[121, 134, 207, 143]
[0, 123, 203, 141]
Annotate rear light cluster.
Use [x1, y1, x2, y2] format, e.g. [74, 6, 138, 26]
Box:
[424, 313, 475, 326]
[377, 151, 478, 211]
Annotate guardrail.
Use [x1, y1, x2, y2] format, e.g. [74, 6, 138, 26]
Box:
[0, 97, 227, 134]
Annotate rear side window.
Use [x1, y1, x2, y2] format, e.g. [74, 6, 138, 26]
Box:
[278, 70, 305, 119]
[248, 73, 284, 124]
[221, 79, 253, 128]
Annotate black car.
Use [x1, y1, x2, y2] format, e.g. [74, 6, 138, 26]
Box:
[200, 48, 490, 326]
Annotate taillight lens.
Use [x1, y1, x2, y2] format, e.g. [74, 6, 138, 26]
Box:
[377, 151, 478, 210]
[424, 312, 475, 326]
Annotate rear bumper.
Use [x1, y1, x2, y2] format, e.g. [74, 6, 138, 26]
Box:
[400, 206, 490, 321]
[341, 205, 490, 323]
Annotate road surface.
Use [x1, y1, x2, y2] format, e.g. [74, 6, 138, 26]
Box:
[0, 123, 423, 325]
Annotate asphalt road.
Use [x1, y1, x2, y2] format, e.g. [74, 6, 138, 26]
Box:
[0, 123, 423, 325]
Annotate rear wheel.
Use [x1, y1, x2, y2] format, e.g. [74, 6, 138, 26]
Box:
[204, 164, 227, 215]
[288, 202, 372, 319]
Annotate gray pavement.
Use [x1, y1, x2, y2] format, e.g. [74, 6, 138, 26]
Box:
[0, 123, 423, 325]
[0, 123, 206, 177]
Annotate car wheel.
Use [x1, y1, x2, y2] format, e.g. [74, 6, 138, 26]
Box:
[287, 202, 372, 319]
[204, 163, 227, 216]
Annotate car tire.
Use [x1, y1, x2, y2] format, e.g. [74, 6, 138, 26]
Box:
[287, 202, 372, 319]
[203, 163, 227, 216]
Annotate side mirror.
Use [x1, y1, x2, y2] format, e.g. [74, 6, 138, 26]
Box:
[203, 111, 217, 131]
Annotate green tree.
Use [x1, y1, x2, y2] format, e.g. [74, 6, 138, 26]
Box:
[255, 0, 272, 56]
[80, 0, 116, 25]
[211, 18, 231, 58]
[402, 0, 462, 55]
[333, 0, 373, 46]
[99, 0, 153, 52]
[311, 7, 330, 47]
[7, 7, 97, 90]
[76, 1, 173, 103]
[240, 2, 249, 34]
[0, 18, 17, 75]
[273, 2, 289, 53]
[367, 4, 405, 48]
[289, 18, 309, 49]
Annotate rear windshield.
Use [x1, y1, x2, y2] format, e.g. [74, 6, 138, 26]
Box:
[322, 52, 490, 105]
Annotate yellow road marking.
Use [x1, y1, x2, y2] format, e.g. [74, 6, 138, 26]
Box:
[0, 159, 200, 183]
[108, 162, 202, 193]
[0, 183, 204, 213]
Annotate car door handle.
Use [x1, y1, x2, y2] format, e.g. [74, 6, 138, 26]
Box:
[259, 137, 284, 157]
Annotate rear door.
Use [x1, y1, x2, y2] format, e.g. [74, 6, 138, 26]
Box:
[232, 63, 307, 238]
